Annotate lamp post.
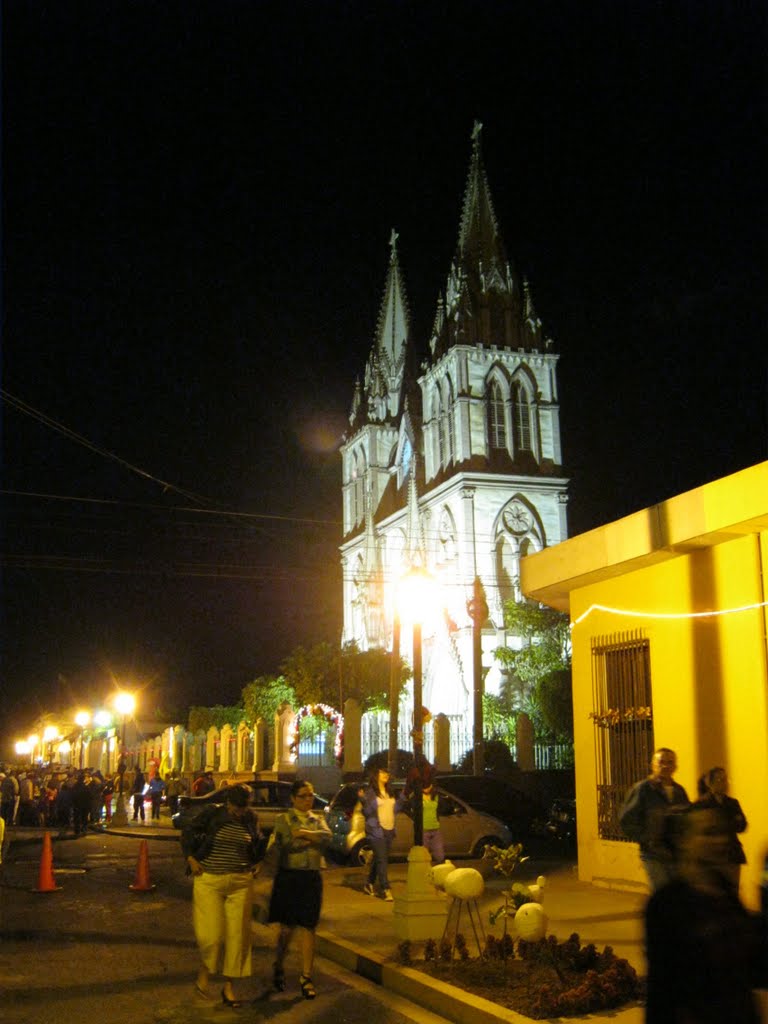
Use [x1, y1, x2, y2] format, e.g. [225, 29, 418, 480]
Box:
[110, 691, 135, 827]
[467, 576, 489, 775]
[392, 564, 448, 941]
[42, 725, 59, 766]
[75, 711, 90, 770]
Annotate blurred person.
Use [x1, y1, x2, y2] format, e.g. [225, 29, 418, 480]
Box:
[182, 784, 264, 1007]
[1, 771, 19, 826]
[148, 772, 165, 821]
[645, 804, 761, 1024]
[619, 748, 689, 891]
[88, 772, 105, 824]
[264, 779, 331, 1000]
[131, 766, 146, 822]
[165, 772, 185, 814]
[72, 772, 91, 836]
[101, 775, 114, 824]
[360, 767, 406, 901]
[693, 766, 748, 894]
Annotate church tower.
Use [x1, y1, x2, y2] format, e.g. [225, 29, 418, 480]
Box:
[340, 125, 568, 745]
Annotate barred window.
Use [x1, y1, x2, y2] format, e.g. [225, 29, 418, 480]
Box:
[591, 631, 654, 840]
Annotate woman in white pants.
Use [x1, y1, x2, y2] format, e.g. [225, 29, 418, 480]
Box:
[183, 785, 263, 1007]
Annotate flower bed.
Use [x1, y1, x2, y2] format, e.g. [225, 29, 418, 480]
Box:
[399, 932, 644, 1020]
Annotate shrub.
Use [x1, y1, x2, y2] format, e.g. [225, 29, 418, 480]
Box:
[455, 739, 516, 774]
[363, 748, 415, 776]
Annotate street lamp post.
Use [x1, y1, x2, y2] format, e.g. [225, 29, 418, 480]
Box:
[110, 691, 135, 827]
[75, 711, 90, 770]
[467, 576, 489, 776]
[392, 564, 448, 942]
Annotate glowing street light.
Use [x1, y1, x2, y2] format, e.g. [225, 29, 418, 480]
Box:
[110, 691, 136, 828]
[42, 725, 60, 764]
[397, 565, 438, 848]
[75, 711, 91, 770]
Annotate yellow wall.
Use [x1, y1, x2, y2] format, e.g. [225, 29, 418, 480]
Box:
[570, 531, 768, 910]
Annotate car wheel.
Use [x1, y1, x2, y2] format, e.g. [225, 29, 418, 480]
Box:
[351, 839, 373, 867]
[472, 836, 503, 858]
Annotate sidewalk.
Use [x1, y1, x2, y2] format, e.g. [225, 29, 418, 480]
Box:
[316, 858, 647, 1024]
[13, 817, 649, 1023]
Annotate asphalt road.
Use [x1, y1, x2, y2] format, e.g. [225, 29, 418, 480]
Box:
[0, 829, 454, 1024]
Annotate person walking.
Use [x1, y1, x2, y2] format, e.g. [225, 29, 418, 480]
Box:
[72, 772, 91, 836]
[165, 772, 185, 815]
[693, 766, 748, 894]
[182, 784, 264, 1007]
[264, 778, 331, 1000]
[148, 772, 165, 821]
[619, 747, 689, 891]
[645, 804, 761, 1023]
[131, 766, 146, 822]
[360, 767, 405, 901]
[101, 775, 114, 824]
[1, 771, 19, 826]
[419, 780, 445, 865]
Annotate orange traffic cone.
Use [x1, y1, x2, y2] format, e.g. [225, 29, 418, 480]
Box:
[33, 831, 62, 893]
[129, 839, 156, 892]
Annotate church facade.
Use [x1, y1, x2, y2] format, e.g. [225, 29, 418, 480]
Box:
[340, 125, 569, 743]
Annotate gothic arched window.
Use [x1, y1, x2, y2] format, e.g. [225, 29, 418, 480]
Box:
[436, 394, 446, 468]
[512, 381, 532, 453]
[488, 380, 507, 450]
[442, 382, 454, 466]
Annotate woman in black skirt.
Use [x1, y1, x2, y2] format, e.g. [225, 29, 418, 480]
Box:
[266, 778, 331, 999]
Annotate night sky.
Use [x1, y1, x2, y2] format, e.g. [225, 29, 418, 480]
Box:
[2, 2, 766, 751]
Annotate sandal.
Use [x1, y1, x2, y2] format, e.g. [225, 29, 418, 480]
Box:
[272, 963, 285, 992]
[299, 975, 316, 1000]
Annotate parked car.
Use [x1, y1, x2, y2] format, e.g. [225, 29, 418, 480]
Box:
[435, 774, 542, 838]
[171, 779, 328, 834]
[324, 782, 513, 864]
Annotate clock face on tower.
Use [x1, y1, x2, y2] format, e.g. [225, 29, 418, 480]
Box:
[503, 500, 533, 535]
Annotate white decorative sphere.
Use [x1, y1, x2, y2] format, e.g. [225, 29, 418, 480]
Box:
[444, 868, 485, 900]
[431, 861, 456, 889]
[514, 902, 548, 941]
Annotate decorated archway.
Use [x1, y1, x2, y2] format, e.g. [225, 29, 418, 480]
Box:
[289, 703, 344, 764]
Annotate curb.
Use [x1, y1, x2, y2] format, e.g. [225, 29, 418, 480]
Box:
[315, 930, 646, 1024]
[315, 930, 532, 1024]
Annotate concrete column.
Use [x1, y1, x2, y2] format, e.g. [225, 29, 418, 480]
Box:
[342, 698, 362, 773]
[219, 724, 233, 772]
[252, 718, 268, 772]
[273, 704, 296, 774]
[236, 722, 250, 772]
[433, 713, 451, 772]
[205, 727, 219, 772]
[516, 712, 535, 771]
[181, 732, 192, 773]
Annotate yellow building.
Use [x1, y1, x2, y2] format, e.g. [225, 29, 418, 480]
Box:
[521, 461, 768, 910]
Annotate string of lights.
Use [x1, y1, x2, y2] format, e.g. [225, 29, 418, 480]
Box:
[570, 601, 768, 629]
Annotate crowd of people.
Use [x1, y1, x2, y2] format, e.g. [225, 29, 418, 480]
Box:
[0, 764, 190, 834]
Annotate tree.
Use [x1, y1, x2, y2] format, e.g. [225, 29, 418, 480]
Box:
[494, 599, 572, 742]
[279, 640, 410, 713]
[187, 704, 245, 733]
[241, 675, 296, 725]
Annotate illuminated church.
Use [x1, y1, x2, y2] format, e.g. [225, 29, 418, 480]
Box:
[340, 124, 568, 745]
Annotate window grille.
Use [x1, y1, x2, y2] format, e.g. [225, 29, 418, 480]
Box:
[591, 630, 654, 840]
[512, 382, 531, 452]
[488, 381, 506, 449]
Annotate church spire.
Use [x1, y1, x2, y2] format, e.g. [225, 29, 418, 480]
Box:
[456, 121, 507, 273]
[362, 229, 411, 423]
[430, 123, 525, 359]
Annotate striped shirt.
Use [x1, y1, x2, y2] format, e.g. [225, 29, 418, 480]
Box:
[200, 820, 253, 874]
